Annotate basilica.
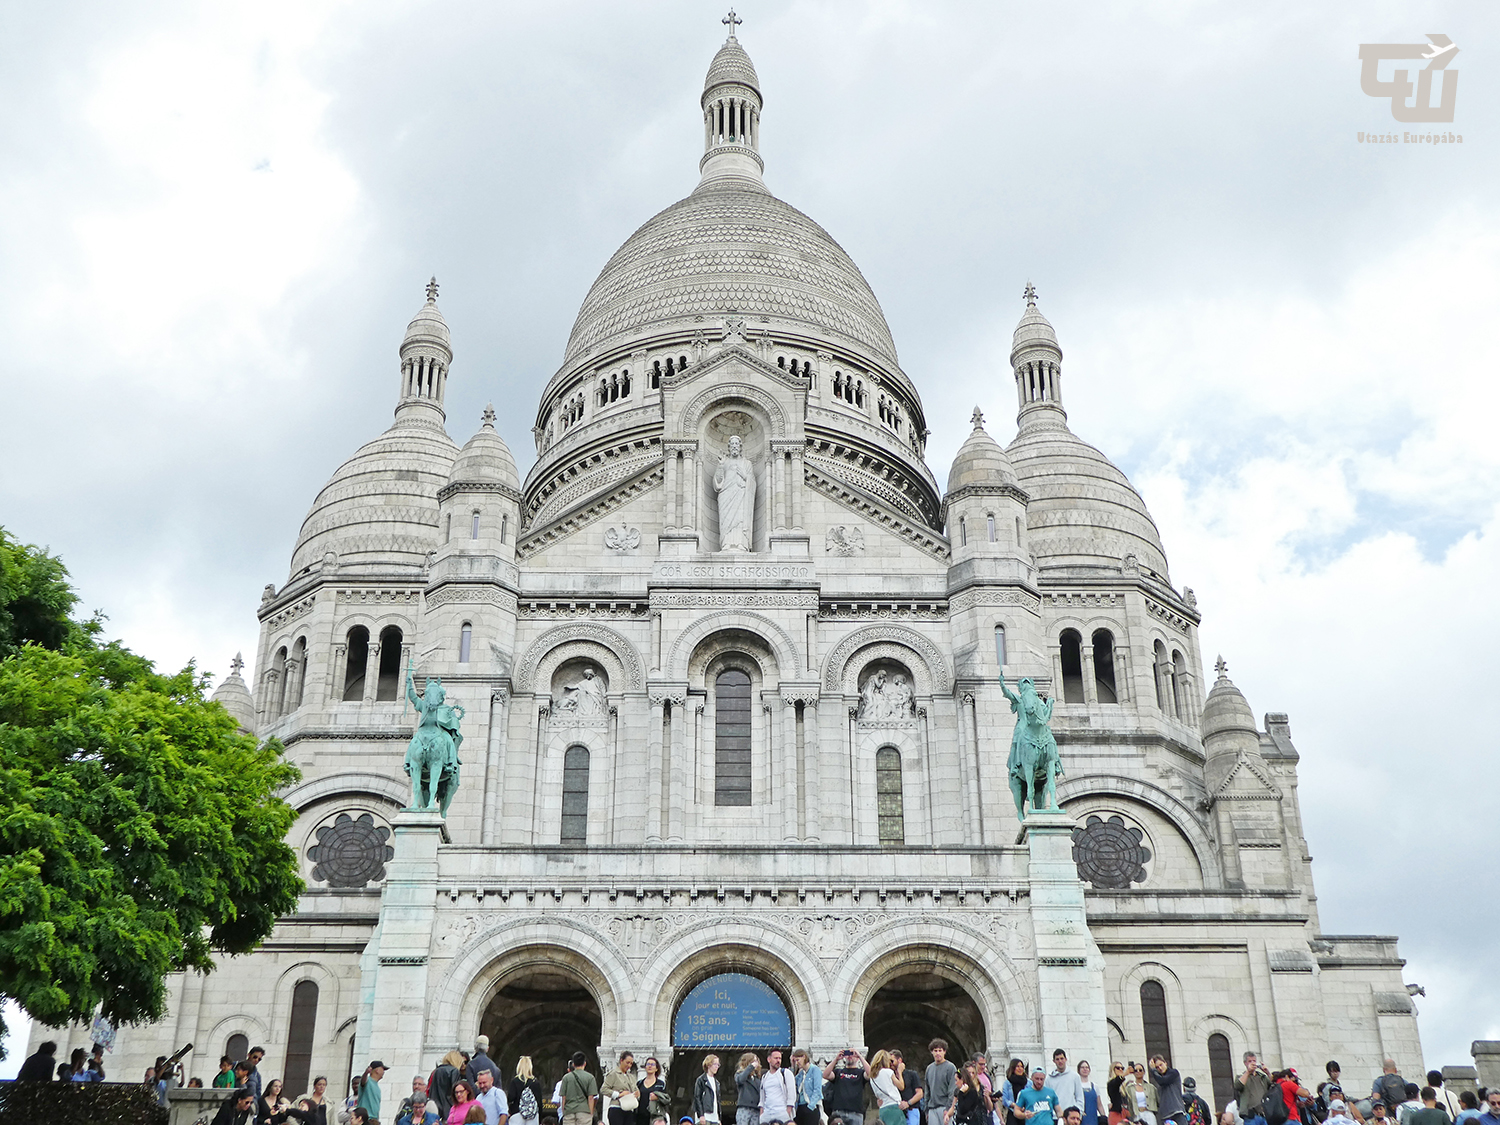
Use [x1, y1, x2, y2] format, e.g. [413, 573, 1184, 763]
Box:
[72, 18, 1422, 1116]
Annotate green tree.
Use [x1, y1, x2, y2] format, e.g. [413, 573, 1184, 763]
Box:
[0, 528, 303, 1056]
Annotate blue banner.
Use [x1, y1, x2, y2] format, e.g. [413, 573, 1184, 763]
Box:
[672, 973, 791, 1047]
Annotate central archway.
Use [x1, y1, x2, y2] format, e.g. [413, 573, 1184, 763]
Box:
[669, 970, 795, 1121]
[480, 966, 602, 1104]
[862, 971, 985, 1067]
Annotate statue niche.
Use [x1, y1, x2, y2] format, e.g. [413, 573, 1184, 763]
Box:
[855, 661, 917, 723]
[550, 659, 609, 725]
[713, 434, 757, 552]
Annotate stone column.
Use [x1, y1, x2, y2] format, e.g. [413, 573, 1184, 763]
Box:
[1080, 642, 1097, 705]
[804, 698, 822, 842]
[363, 642, 381, 703]
[791, 449, 805, 528]
[481, 690, 508, 845]
[646, 695, 666, 843]
[667, 693, 687, 841]
[1470, 1043, 1500, 1091]
[367, 809, 448, 1116]
[664, 449, 678, 529]
[1024, 809, 1109, 1073]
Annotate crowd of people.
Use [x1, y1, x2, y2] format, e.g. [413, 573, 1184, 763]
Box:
[11, 1035, 1500, 1125]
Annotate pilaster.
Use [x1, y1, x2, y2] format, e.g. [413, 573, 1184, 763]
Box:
[1024, 809, 1108, 1070]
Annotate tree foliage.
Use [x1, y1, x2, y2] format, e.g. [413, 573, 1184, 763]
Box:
[0, 528, 303, 1053]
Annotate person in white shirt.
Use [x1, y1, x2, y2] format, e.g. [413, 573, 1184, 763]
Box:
[1045, 1052, 1085, 1115]
[760, 1052, 798, 1125]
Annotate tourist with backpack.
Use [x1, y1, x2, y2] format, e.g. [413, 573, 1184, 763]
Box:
[509, 1057, 545, 1125]
[1235, 1056, 1273, 1125]
[1371, 1064, 1409, 1118]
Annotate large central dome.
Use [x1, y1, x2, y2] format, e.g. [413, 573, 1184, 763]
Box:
[562, 181, 899, 369]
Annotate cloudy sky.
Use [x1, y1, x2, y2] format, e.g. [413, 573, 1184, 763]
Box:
[2, 0, 1496, 1075]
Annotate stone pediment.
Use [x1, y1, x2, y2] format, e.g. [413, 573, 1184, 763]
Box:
[1211, 751, 1281, 802]
[663, 343, 808, 397]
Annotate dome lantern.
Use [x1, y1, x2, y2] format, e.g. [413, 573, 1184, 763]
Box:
[699, 10, 766, 189]
[396, 277, 452, 424]
[1010, 283, 1066, 430]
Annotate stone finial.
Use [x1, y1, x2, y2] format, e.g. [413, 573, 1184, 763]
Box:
[1214, 655, 1228, 679]
[1023, 281, 1038, 307]
[970, 405, 985, 429]
[426, 276, 439, 302]
[230, 652, 245, 676]
[722, 8, 742, 38]
[481, 403, 497, 427]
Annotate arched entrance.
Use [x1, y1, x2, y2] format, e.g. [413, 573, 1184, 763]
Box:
[480, 966, 602, 1105]
[862, 971, 986, 1069]
[670, 972, 794, 1122]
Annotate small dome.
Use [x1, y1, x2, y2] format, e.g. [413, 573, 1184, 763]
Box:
[704, 38, 760, 94]
[290, 416, 458, 578]
[947, 408, 1017, 493]
[1012, 302, 1060, 354]
[1008, 418, 1170, 578]
[403, 280, 451, 354]
[449, 405, 520, 490]
[211, 654, 257, 735]
[1201, 659, 1259, 743]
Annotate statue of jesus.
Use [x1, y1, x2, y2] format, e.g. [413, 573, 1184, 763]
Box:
[713, 435, 756, 552]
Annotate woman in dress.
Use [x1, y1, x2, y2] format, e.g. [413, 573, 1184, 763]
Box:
[604, 1052, 639, 1125]
[870, 1051, 905, 1125]
[509, 1056, 545, 1125]
[638, 1057, 670, 1125]
[1078, 1062, 1100, 1125]
[694, 1056, 723, 1125]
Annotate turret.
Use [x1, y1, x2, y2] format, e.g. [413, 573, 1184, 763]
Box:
[396, 278, 452, 425]
[945, 406, 1030, 576]
[1200, 657, 1289, 889]
[698, 10, 765, 189]
[1011, 283, 1066, 431]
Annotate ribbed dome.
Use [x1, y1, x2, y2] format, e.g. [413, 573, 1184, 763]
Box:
[947, 410, 1017, 492]
[705, 38, 759, 94]
[210, 655, 257, 735]
[449, 406, 520, 490]
[290, 416, 458, 578]
[404, 287, 451, 352]
[563, 184, 898, 367]
[1012, 303, 1059, 351]
[1201, 662, 1258, 742]
[1007, 417, 1170, 578]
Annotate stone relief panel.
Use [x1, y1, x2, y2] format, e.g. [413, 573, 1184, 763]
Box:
[825, 525, 866, 556]
[855, 660, 917, 723]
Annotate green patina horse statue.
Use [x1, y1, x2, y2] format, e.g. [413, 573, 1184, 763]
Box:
[404, 667, 464, 815]
[1000, 673, 1063, 820]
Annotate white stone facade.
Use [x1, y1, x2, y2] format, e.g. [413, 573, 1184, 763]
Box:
[39, 23, 1422, 1116]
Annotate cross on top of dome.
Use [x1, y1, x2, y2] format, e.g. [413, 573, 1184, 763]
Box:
[722, 8, 742, 39]
[1023, 282, 1038, 307]
[426, 276, 439, 302]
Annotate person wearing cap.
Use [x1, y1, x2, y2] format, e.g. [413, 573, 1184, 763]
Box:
[1180, 1078, 1211, 1125]
[1017, 1069, 1062, 1125]
[1325, 1099, 1357, 1125]
[470, 1037, 503, 1089]
[358, 1061, 388, 1124]
[1273, 1071, 1311, 1124]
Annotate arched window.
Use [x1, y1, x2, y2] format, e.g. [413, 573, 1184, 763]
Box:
[471, 511, 481, 539]
[679, 354, 687, 370]
[876, 746, 904, 846]
[1207, 1033, 1234, 1113]
[1060, 630, 1085, 703]
[1153, 640, 1168, 710]
[342, 626, 369, 701]
[778, 356, 786, 368]
[987, 515, 997, 542]
[459, 623, 472, 664]
[994, 625, 1007, 669]
[561, 745, 589, 846]
[1140, 980, 1172, 1063]
[652, 360, 662, 388]
[284, 980, 319, 1099]
[500, 514, 508, 543]
[714, 669, 752, 807]
[1171, 649, 1187, 719]
[225, 1033, 249, 1066]
[1092, 629, 1118, 703]
[621, 369, 630, 396]
[272, 646, 288, 714]
[376, 626, 403, 701]
[958, 516, 967, 546]
[445, 513, 452, 543]
[291, 637, 308, 710]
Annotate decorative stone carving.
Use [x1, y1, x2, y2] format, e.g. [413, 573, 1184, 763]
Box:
[514, 623, 646, 693]
[713, 435, 756, 552]
[308, 812, 394, 887]
[555, 666, 608, 717]
[856, 667, 915, 720]
[823, 626, 951, 694]
[1070, 814, 1152, 889]
[604, 525, 642, 552]
[825, 525, 865, 556]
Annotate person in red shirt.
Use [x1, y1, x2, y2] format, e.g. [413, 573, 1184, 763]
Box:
[1275, 1072, 1312, 1123]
